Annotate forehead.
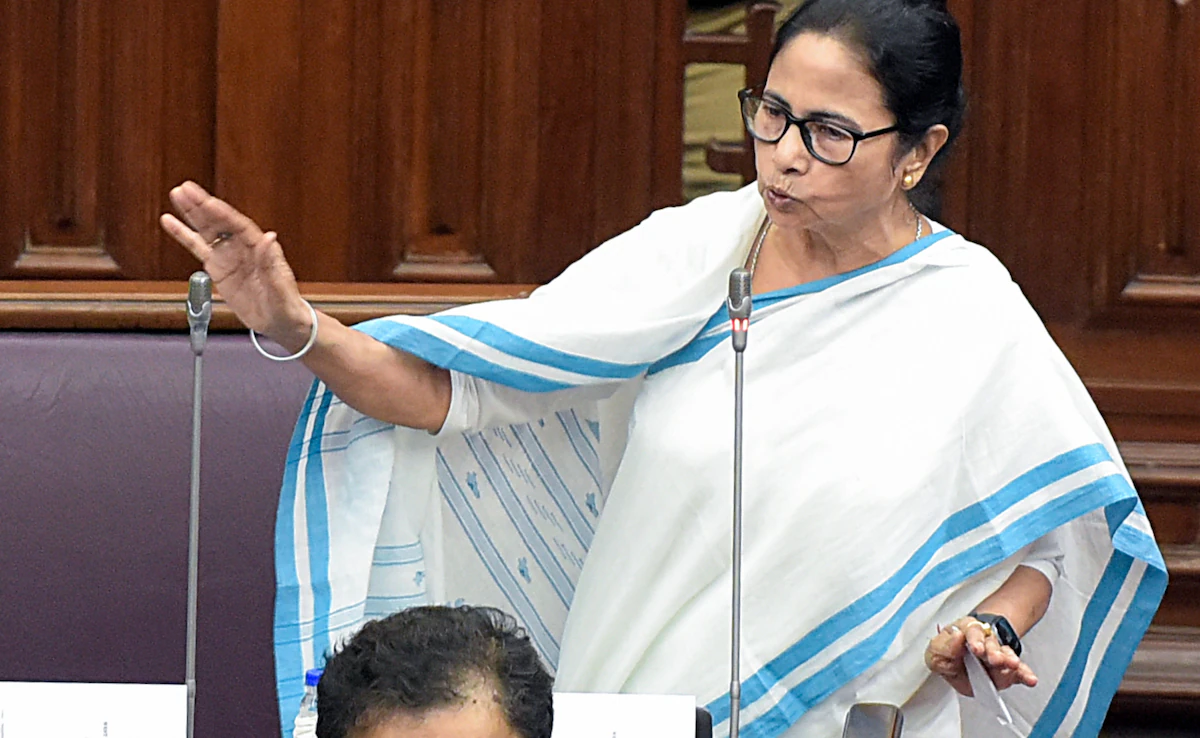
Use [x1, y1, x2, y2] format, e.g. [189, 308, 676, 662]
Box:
[353, 698, 521, 738]
[764, 32, 888, 121]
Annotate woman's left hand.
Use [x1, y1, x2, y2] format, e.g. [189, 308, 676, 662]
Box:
[923, 616, 1038, 697]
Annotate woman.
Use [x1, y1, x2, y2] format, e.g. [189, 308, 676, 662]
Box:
[162, 1, 1164, 736]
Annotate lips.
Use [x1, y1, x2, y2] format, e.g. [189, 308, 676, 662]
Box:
[764, 187, 799, 208]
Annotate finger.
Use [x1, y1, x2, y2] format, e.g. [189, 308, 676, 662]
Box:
[989, 671, 1017, 691]
[932, 626, 967, 657]
[1015, 661, 1038, 688]
[983, 636, 1008, 666]
[964, 622, 990, 657]
[253, 231, 283, 270]
[990, 644, 1020, 671]
[167, 181, 213, 224]
[925, 646, 960, 673]
[160, 213, 212, 262]
[169, 181, 265, 246]
[925, 630, 968, 677]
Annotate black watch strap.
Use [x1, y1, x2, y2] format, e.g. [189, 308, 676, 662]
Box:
[969, 612, 1022, 657]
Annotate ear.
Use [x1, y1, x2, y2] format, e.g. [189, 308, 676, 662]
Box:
[899, 124, 951, 191]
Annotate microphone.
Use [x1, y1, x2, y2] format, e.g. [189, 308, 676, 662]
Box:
[842, 703, 904, 738]
[728, 268, 752, 353]
[184, 271, 211, 738]
[187, 271, 213, 356]
[726, 268, 753, 738]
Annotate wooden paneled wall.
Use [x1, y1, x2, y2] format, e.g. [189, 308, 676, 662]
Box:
[0, 0, 684, 323]
[3, 0, 1200, 720]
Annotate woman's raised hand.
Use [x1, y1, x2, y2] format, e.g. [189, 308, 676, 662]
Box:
[160, 181, 310, 342]
[924, 616, 1038, 697]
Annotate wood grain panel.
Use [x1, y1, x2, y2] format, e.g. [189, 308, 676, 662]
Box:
[1120, 442, 1200, 631]
[1, 0, 213, 280]
[362, 0, 502, 282]
[4, 0, 113, 277]
[652, 0, 686, 210]
[343, 0, 384, 282]
[1049, 325, 1200, 445]
[592, 0, 658, 246]
[216, 0, 473, 283]
[0, 1, 15, 271]
[1085, 0, 1200, 324]
[27, 0, 102, 249]
[529, 0, 678, 281]
[937, 0, 972, 229]
[374, 0, 422, 280]
[106, 0, 168, 279]
[393, 0, 497, 282]
[953, 0, 1089, 322]
[159, 0, 219, 279]
[215, 0, 304, 274]
[534, 0, 599, 281]
[1123, 442, 1200, 546]
[478, 0, 540, 282]
[5, 0, 682, 289]
[1117, 625, 1200, 708]
[0, 0, 26, 270]
[296, 0, 356, 282]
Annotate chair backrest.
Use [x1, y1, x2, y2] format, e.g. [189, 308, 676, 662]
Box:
[682, 1, 783, 183]
[0, 332, 314, 738]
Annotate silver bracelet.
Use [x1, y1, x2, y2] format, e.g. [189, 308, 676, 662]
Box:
[250, 300, 319, 362]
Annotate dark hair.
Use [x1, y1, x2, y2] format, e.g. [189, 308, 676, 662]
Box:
[316, 605, 554, 738]
[771, 0, 966, 211]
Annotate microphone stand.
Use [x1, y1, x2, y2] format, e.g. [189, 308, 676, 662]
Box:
[725, 269, 907, 738]
[185, 272, 212, 738]
[727, 269, 752, 738]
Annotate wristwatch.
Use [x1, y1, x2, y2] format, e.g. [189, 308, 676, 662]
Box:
[969, 612, 1022, 657]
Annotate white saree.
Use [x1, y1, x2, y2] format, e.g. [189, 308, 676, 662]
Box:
[272, 185, 1164, 738]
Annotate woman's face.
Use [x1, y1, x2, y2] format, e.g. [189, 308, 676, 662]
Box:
[755, 32, 908, 234]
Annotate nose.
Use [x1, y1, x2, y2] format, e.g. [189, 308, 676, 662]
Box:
[771, 123, 811, 174]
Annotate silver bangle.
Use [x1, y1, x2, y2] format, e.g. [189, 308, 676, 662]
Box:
[250, 300, 319, 362]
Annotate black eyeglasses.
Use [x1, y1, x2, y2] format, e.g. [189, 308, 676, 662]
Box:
[738, 88, 899, 166]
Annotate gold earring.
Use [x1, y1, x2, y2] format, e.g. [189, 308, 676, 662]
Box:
[903, 173, 915, 189]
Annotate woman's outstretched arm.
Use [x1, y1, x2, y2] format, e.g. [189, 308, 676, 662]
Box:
[161, 181, 451, 432]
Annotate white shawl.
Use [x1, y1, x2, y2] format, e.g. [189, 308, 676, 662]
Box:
[272, 185, 1164, 738]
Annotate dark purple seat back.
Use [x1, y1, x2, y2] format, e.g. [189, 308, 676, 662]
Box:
[0, 332, 314, 738]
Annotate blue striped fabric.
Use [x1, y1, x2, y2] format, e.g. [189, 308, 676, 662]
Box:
[271, 213, 1163, 738]
[437, 450, 564, 664]
[700, 446, 1165, 738]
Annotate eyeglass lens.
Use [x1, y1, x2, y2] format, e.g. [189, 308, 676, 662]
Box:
[741, 95, 857, 165]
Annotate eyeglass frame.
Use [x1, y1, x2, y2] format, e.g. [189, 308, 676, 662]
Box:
[737, 88, 900, 166]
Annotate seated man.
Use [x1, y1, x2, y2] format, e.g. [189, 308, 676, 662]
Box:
[317, 605, 554, 738]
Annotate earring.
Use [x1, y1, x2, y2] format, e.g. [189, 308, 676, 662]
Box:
[903, 173, 916, 189]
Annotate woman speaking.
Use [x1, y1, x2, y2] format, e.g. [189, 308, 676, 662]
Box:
[161, 1, 1164, 735]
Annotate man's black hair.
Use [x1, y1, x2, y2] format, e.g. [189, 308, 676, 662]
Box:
[316, 605, 553, 738]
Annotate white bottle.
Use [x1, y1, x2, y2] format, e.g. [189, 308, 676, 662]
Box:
[293, 668, 322, 738]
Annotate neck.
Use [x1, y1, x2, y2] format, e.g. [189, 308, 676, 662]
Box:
[769, 198, 922, 281]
